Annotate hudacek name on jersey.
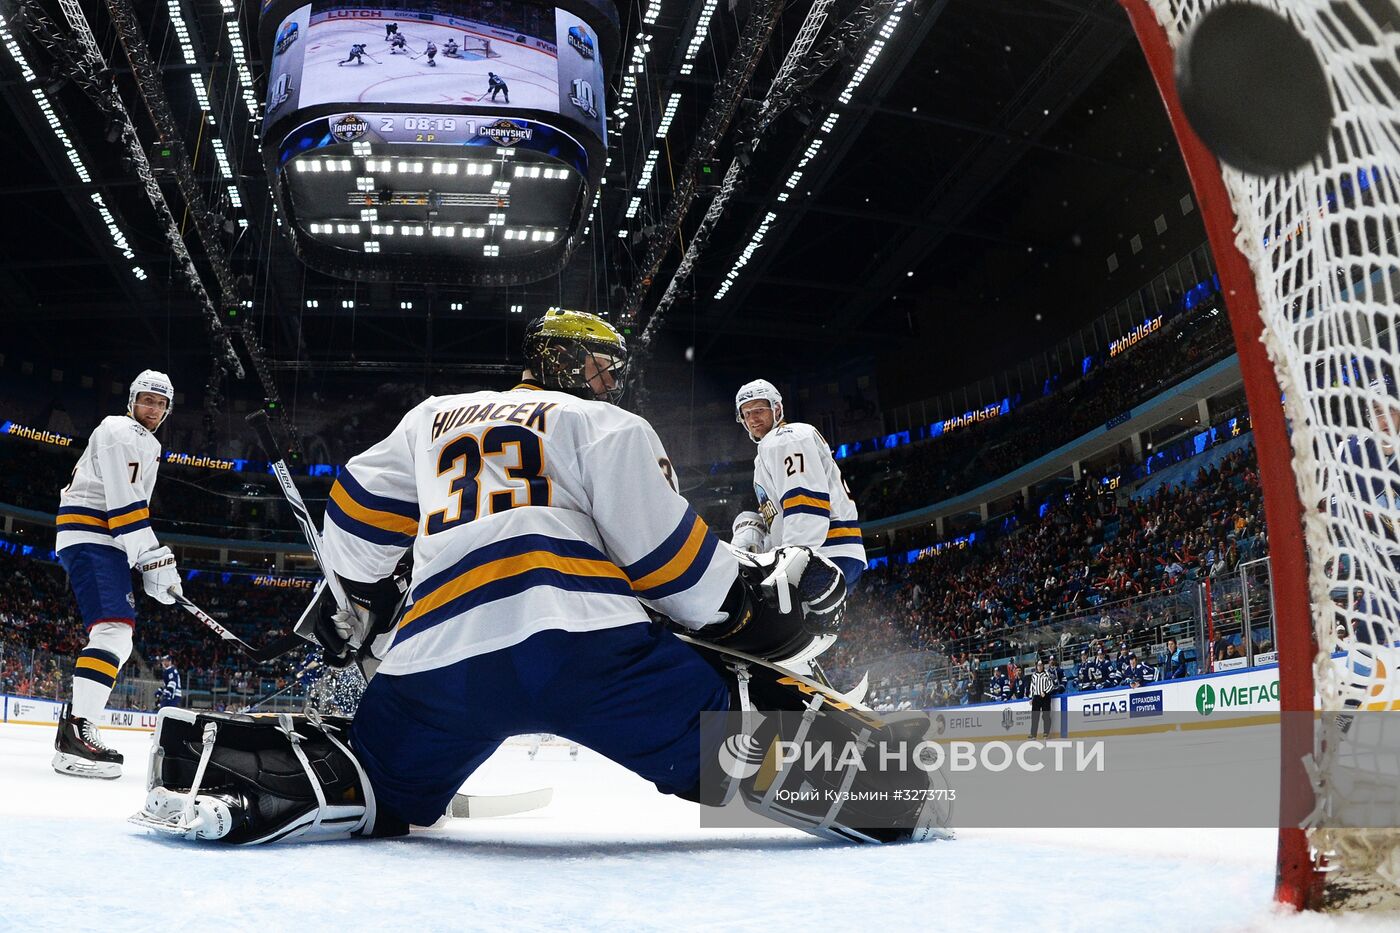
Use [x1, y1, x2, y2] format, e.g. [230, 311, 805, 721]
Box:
[430, 399, 557, 443]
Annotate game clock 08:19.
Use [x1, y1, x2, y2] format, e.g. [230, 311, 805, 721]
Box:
[400, 117, 458, 132]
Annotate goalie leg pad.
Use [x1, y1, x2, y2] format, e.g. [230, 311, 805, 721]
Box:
[689, 641, 954, 843]
[132, 708, 382, 844]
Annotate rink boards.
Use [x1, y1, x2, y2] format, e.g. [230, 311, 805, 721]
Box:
[1, 694, 158, 731]
[927, 662, 1287, 741]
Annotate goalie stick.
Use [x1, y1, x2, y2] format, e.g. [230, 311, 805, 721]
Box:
[173, 592, 305, 664]
[132, 785, 554, 839]
[246, 411, 350, 615]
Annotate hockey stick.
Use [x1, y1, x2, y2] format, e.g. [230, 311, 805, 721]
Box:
[448, 787, 552, 819]
[246, 411, 350, 614]
[173, 592, 304, 664]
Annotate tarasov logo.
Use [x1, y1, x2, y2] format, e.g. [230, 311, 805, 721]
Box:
[1196, 683, 1216, 716]
[717, 732, 765, 780]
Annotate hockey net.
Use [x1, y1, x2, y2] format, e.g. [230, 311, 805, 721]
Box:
[458, 38, 501, 58]
[1119, 0, 1400, 911]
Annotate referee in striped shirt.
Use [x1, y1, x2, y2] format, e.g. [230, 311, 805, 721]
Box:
[1028, 658, 1055, 740]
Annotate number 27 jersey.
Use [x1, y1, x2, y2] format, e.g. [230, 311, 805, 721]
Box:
[319, 384, 738, 677]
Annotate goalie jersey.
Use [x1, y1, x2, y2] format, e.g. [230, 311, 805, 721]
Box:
[752, 421, 865, 572]
[56, 415, 162, 564]
[320, 384, 739, 677]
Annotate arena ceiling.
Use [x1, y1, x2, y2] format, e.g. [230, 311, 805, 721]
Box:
[0, 0, 1203, 417]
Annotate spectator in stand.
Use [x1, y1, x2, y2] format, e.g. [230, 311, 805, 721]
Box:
[1028, 658, 1055, 740]
[1161, 636, 1188, 680]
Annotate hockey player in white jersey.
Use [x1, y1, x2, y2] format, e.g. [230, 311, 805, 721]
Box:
[734, 378, 866, 589]
[53, 370, 182, 778]
[130, 312, 951, 846]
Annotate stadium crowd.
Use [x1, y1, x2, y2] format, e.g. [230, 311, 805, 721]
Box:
[0, 545, 310, 706]
[827, 440, 1267, 702]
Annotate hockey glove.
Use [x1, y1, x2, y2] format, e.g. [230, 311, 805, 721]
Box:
[695, 546, 847, 663]
[312, 576, 407, 668]
[136, 545, 182, 605]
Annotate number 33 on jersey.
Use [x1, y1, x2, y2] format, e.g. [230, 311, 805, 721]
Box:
[319, 383, 737, 677]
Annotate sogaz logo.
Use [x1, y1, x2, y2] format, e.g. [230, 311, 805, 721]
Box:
[1197, 683, 1216, 716]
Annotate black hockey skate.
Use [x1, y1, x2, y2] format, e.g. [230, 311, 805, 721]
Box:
[53, 703, 123, 779]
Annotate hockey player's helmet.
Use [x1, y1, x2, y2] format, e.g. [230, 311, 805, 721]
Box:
[735, 378, 783, 443]
[128, 369, 175, 429]
[523, 308, 628, 404]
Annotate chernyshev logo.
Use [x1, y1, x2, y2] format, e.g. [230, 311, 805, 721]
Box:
[717, 732, 765, 780]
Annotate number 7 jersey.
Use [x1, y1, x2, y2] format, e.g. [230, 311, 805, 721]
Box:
[319, 384, 739, 676]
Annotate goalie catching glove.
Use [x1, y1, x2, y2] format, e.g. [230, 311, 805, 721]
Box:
[693, 545, 846, 665]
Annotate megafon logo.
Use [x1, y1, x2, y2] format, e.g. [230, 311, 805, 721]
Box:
[1196, 683, 1216, 716]
[717, 732, 765, 780]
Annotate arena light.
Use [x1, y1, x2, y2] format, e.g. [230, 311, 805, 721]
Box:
[655, 93, 682, 139]
[717, 1, 911, 303]
[679, 0, 721, 75]
[0, 17, 145, 276]
[341, 299, 355, 309]
[713, 211, 777, 299]
[636, 150, 659, 191]
[510, 304, 523, 314]
[363, 241, 379, 253]
[484, 244, 500, 257]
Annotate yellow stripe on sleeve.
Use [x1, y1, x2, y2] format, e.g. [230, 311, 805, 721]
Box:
[630, 518, 709, 594]
[330, 482, 420, 537]
[782, 494, 831, 510]
[107, 508, 151, 530]
[56, 514, 110, 529]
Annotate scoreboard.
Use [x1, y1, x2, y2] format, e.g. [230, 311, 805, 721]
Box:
[258, 0, 618, 285]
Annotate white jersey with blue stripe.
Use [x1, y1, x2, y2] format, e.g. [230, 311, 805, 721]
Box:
[319, 384, 739, 677]
[56, 415, 162, 565]
[752, 421, 865, 569]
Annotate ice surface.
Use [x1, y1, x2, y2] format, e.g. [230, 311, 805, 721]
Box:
[301, 21, 559, 111]
[1, 721, 1396, 931]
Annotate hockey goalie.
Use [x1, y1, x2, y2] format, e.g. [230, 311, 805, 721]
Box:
[131, 310, 952, 846]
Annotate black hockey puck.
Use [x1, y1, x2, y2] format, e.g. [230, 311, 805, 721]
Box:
[1175, 3, 1334, 177]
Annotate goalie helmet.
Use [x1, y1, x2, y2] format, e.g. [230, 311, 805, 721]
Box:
[128, 369, 174, 429]
[735, 378, 783, 443]
[523, 308, 628, 404]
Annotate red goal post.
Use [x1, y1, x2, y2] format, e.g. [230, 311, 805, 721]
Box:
[1118, 0, 1400, 911]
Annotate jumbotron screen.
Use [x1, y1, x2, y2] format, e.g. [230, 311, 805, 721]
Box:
[264, 1, 606, 146]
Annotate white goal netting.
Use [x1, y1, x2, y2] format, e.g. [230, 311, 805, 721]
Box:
[1137, 0, 1400, 901]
